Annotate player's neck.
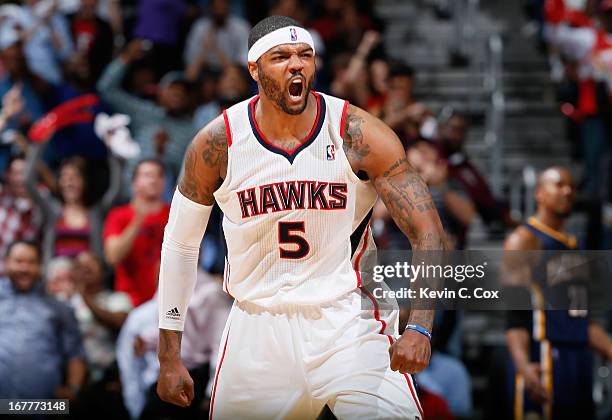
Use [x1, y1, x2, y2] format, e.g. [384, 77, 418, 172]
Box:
[255, 93, 318, 143]
[533, 210, 565, 233]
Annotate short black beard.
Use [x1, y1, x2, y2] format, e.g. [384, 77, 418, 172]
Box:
[257, 62, 312, 115]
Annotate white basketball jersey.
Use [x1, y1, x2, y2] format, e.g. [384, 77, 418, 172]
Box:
[213, 92, 378, 307]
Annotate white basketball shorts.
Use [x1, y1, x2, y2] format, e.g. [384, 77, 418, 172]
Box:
[208, 288, 424, 419]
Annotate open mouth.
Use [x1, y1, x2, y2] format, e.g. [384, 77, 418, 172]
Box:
[288, 78, 304, 100]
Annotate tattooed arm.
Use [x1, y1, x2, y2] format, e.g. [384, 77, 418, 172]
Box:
[157, 116, 228, 407]
[178, 116, 228, 205]
[343, 104, 447, 373]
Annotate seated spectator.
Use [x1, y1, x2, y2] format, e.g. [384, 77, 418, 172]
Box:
[97, 40, 196, 191]
[0, 155, 41, 276]
[103, 159, 169, 306]
[184, 0, 250, 71]
[436, 109, 517, 236]
[116, 294, 159, 419]
[330, 31, 381, 109]
[25, 152, 121, 266]
[190, 64, 252, 128]
[382, 63, 432, 146]
[117, 270, 231, 419]
[45, 255, 74, 299]
[417, 352, 473, 418]
[0, 240, 86, 400]
[407, 140, 476, 249]
[70, 252, 132, 381]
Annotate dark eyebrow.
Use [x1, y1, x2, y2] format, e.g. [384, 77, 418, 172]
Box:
[268, 45, 314, 56]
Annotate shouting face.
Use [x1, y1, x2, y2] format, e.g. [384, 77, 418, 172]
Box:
[250, 43, 315, 115]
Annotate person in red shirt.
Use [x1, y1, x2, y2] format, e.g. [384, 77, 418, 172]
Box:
[103, 159, 169, 306]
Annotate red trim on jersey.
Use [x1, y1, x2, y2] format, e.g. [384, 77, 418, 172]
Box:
[222, 109, 232, 147]
[340, 100, 349, 138]
[249, 92, 321, 154]
[404, 373, 424, 418]
[222, 258, 227, 293]
[209, 327, 230, 420]
[387, 335, 425, 418]
[353, 225, 370, 288]
[361, 283, 387, 334]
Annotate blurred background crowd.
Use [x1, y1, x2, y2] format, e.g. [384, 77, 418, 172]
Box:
[0, 0, 611, 419]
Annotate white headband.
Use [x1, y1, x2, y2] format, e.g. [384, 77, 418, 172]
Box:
[247, 26, 315, 62]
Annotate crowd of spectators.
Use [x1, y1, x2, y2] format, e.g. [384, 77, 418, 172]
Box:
[3, 0, 608, 418]
[534, 0, 612, 197]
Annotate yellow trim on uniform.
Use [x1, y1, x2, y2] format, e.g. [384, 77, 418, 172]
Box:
[530, 284, 546, 340]
[514, 373, 524, 420]
[541, 340, 553, 420]
[526, 217, 577, 249]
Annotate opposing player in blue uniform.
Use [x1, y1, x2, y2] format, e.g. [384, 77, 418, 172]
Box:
[503, 166, 612, 420]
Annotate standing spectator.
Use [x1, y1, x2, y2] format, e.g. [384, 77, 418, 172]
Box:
[24, 150, 122, 266]
[0, 40, 49, 170]
[0, 84, 24, 133]
[0, 155, 41, 276]
[184, 0, 250, 71]
[103, 159, 169, 306]
[97, 40, 196, 191]
[4, 0, 75, 84]
[132, 0, 188, 76]
[67, 0, 114, 81]
[0, 240, 86, 400]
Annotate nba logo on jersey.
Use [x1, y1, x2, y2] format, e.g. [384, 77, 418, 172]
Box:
[326, 144, 335, 160]
[290, 27, 298, 41]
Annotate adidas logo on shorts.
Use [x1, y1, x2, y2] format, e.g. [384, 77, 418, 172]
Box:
[166, 307, 181, 320]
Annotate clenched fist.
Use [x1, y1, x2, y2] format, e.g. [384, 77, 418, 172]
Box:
[157, 360, 194, 407]
[388, 329, 431, 373]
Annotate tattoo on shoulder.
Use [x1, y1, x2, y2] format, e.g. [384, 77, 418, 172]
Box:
[342, 106, 370, 162]
[178, 118, 227, 204]
[201, 119, 228, 167]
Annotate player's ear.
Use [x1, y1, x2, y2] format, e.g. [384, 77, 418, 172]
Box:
[248, 62, 259, 83]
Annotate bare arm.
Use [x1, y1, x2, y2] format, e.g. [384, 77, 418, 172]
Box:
[506, 328, 532, 375]
[81, 293, 128, 331]
[343, 104, 446, 372]
[589, 322, 612, 359]
[503, 228, 548, 402]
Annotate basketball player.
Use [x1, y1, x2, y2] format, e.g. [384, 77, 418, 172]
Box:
[504, 166, 612, 420]
[156, 16, 447, 419]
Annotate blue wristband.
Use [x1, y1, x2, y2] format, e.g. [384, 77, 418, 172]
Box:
[405, 324, 432, 340]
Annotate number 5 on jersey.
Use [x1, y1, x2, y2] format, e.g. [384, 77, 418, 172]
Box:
[278, 221, 310, 259]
